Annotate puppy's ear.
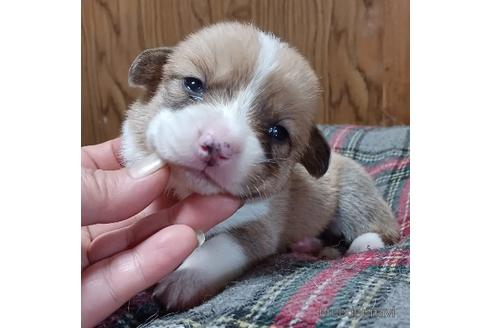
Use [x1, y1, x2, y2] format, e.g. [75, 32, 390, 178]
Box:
[128, 47, 173, 91]
[300, 126, 331, 178]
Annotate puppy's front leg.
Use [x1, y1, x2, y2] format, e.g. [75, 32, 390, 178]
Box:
[153, 233, 251, 311]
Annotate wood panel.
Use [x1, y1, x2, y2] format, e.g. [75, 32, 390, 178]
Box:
[82, 0, 409, 145]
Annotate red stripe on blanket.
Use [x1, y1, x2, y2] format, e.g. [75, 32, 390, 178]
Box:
[367, 158, 410, 177]
[273, 249, 409, 327]
[398, 179, 410, 238]
[329, 126, 354, 150]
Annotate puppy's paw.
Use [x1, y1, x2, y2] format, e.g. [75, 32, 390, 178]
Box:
[153, 234, 249, 312]
[347, 232, 385, 254]
[152, 268, 221, 312]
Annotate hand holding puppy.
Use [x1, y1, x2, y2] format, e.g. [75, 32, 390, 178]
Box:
[81, 138, 240, 328]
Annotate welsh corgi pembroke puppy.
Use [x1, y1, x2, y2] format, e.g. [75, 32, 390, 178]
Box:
[121, 22, 399, 311]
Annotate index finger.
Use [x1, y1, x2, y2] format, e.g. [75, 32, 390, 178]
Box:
[87, 194, 241, 263]
[86, 191, 180, 240]
[82, 137, 123, 170]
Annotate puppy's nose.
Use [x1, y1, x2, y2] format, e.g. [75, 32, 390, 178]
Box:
[198, 132, 236, 166]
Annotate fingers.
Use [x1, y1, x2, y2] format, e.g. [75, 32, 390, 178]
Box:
[88, 194, 241, 263]
[81, 224, 197, 328]
[85, 190, 180, 240]
[169, 193, 242, 231]
[81, 138, 122, 170]
[81, 165, 170, 226]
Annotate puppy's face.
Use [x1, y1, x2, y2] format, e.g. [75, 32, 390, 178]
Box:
[122, 23, 330, 199]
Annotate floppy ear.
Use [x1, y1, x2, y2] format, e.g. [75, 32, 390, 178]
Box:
[128, 47, 173, 92]
[300, 126, 331, 178]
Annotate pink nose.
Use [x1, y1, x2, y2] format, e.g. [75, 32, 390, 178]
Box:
[198, 132, 236, 166]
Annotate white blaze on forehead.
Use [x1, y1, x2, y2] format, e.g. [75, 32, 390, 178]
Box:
[216, 31, 283, 194]
[234, 31, 282, 113]
[254, 32, 282, 86]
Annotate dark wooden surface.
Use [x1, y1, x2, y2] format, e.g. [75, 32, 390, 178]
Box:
[82, 0, 409, 145]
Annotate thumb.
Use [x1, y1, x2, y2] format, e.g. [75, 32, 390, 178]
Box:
[82, 155, 169, 226]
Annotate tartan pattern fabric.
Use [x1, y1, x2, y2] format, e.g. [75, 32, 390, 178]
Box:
[98, 125, 410, 328]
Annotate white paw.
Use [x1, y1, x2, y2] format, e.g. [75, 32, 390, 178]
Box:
[153, 234, 249, 312]
[152, 268, 219, 311]
[347, 232, 385, 254]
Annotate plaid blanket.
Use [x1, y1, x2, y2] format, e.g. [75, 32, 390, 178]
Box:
[99, 125, 410, 328]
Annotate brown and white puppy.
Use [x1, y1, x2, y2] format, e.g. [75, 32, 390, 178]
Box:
[121, 22, 399, 311]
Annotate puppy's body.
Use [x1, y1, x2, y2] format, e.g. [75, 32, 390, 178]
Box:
[121, 22, 399, 311]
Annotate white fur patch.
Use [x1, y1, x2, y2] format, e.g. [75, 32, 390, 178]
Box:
[146, 108, 203, 167]
[347, 232, 385, 254]
[234, 31, 281, 112]
[255, 32, 281, 82]
[177, 234, 248, 280]
[145, 102, 265, 195]
[209, 199, 270, 235]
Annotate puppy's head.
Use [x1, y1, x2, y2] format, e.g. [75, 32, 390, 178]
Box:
[123, 22, 330, 199]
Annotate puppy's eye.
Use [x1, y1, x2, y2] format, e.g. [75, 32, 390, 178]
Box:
[183, 77, 204, 98]
[267, 125, 289, 143]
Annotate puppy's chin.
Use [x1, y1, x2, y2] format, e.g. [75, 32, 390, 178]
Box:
[170, 165, 275, 200]
[170, 165, 227, 196]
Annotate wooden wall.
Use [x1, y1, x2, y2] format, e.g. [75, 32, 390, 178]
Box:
[82, 0, 409, 145]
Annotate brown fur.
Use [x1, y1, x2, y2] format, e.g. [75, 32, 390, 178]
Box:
[232, 153, 399, 256]
[128, 47, 173, 100]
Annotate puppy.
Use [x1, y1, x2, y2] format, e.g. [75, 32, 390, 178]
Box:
[121, 22, 399, 311]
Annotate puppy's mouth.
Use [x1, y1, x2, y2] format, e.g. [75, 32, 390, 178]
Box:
[177, 164, 227, 191]
[185, 167, 216, 184]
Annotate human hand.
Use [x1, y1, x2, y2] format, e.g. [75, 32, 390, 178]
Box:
[81, 138, 241, 328]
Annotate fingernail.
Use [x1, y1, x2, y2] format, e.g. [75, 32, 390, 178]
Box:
[195, 230, 205, 247]
[128, 153, 165, 179]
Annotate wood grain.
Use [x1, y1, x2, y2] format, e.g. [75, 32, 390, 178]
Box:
[82, 0, 409, 145]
